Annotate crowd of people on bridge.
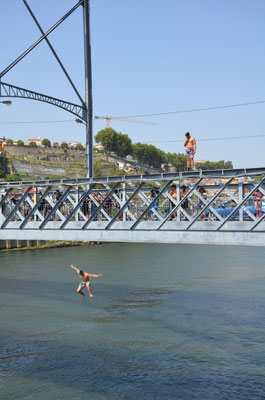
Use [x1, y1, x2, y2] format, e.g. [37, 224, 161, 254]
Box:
[2, 182, 264, 223]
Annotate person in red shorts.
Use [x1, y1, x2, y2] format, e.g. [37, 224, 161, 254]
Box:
[184, 132, 196, 171]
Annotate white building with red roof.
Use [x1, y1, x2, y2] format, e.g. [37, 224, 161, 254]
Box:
[27, 138, 42, 146]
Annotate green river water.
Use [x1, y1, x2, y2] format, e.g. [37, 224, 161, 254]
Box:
[1, 243, 265, 399]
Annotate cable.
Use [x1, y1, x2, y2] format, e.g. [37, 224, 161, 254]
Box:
[145, 134, 265, 144]
[0, 100, 265, 126]
[0, 99, 264, 124]
[119, 100, 265, 119]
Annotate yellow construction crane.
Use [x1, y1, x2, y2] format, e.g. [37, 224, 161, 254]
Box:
[95, 115, 157, 128]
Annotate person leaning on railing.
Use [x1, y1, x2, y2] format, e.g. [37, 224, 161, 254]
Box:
[254, 189, 263, 218]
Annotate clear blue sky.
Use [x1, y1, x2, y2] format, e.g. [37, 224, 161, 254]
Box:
[0, 0, 264, 168]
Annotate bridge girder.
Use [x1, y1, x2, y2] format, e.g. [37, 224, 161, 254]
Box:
[0, 169, 265, 246]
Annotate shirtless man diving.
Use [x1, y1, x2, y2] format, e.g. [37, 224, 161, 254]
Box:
[184, 132, 196, 171]
[71, 264, 102, 299]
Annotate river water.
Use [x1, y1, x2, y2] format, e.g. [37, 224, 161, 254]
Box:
[1, 243, 265, 399]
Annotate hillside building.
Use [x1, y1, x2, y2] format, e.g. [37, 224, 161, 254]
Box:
[27, 138, 42, 146]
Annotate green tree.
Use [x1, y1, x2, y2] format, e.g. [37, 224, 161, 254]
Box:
[95, 128, 117, 155]
[29, 141, 37, 148]
[6, 139, 13, 146]
[195, 160, 233, 170]
[53, 142, 59, 148]
[42, 138, 51, 147]
[60, 142, 68, 149]
[224, 161, 233, 169]
[75, 143, 84, 151]
[165, 152, 186, 171]
[17, 140, 24, 147]
[115, 132, 132, 157]
[132, 143, 166, 169]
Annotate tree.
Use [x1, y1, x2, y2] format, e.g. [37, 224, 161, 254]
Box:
[42, 138, 51, 147]
[60, 142, 68, 149]
[95, 128, 117, 155]
[195, 160, 233, 170]
[29, 141, 37, 148]
[115, 133, 132, 158]
[6, 139, 13, 146]
[224, 161, 233, 169]
[53, 142, 59, 148]
[17, 140, 24, 147]
[75, 143, 84, 151]
[165, 152, 186, 171]
[132, 143, 166, 169]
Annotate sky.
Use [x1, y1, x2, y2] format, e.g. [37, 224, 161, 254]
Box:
[0, 0, 265, 168]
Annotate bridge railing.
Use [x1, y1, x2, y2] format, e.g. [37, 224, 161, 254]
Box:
[0, 167, 265, 233]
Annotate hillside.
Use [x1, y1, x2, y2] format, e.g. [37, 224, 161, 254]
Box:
[1, 145, 146, 181]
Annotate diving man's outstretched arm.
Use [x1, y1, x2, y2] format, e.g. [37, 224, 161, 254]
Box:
[71, 264, 80, 274]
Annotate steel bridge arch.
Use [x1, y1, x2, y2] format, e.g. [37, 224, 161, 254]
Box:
[0, 81, 86, 121]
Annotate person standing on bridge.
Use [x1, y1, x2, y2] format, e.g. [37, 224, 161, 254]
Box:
[184, 132, 196, 171]
[71, 264, 102, 300]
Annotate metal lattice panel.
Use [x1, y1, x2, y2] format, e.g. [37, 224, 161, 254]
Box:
[1, 169, 265, 246]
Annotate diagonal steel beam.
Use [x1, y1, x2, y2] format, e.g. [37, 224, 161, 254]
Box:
[22, 0, 84, 105]
[1, 187, 32, 228]
[105, 183, 145, 230]
[157, 178, 203, 230]
[186, 176, 236, 230]
[217, 177, 265, 230]
[88, 192, 110, 221]
[42, 192, 65, 222]
[39, 187, 71, 229]
[250, 213, 265, 231]
[19, 186, 51, 229]
[245, 176, 265, 197]
[163, 187, 192, 221]
[82, 184, 119, 229]
[0, 0, 84, 79]
[221, 186, 257, 222]
[128, 182, 163, 222]
[60, 186, 94, 229]
[192, 187, 223, 222]
[20, 188, 45, 222]
[111, 191, 136, 222]
[130, 181, 172, 230]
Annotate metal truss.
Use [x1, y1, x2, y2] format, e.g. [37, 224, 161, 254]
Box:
[0, 168, 265, 245]
[0, 0, 85, 109]
[0, 82, 86, 120]
[0, 0, 93, 176]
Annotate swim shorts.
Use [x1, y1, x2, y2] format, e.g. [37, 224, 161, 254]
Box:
[79, 281, 90, 290]
[185, 147, 194, 158]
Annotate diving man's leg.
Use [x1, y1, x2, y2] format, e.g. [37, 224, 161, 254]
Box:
[77, 285, 85, 300]
[86, 282, 93, 297]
